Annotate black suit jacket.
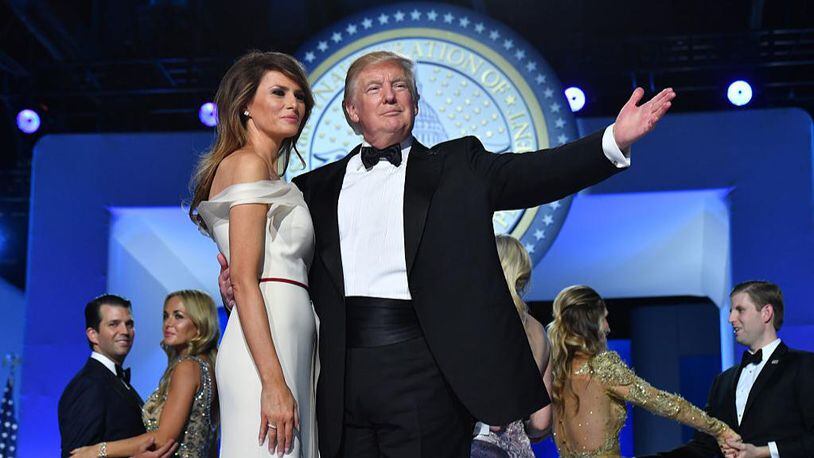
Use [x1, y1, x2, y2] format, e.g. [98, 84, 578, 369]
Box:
[293, 131, 620, 457]
[58, 358, 145, 457]
[657, 343, 814, 458]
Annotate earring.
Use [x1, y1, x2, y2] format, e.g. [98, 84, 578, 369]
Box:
[243, 110, 250, 117]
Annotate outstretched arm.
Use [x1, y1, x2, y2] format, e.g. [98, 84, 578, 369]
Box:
[594, 352, 738, 454]
[656, 374, 730, 457]
[469, 88, 675, 211]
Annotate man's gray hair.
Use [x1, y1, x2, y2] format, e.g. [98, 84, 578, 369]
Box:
[342, 51, 420, 134]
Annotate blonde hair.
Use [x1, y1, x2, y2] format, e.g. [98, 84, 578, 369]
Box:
[145, 290, 220, 417]
[189, 51, 314, 231]
[546, 285, 607, 415]
[342, 51, 420, 134]
[495, 235, 532, 317]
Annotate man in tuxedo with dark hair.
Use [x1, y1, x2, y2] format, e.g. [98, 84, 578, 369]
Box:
[58, 295, 176, 458]
[656, 281, 814, 458]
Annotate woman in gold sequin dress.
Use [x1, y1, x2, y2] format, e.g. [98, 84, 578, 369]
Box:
[71, 290, 220, 458]
[547, 285, 739, 458]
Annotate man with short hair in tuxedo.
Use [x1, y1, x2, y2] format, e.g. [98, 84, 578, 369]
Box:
[655, 281, 814, 458]
[58, 294, 176, 458]
[291, 51, 675, 457]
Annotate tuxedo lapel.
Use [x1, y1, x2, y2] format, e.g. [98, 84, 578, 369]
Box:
[111, 374, 144, 410]
[403, 140, 443, 276]
[311, 147, 359, 296]
[742, 342, 788, 419]
[88, 358, 144, 411]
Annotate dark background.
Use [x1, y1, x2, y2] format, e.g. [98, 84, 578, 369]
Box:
[2, 0, 813, 290]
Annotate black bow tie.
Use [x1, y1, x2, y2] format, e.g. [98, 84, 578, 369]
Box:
[360, 144, 402, 169]
[740, 349, 763, 369]
[115, 364, 131, 384]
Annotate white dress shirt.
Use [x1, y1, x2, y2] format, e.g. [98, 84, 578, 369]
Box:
[91, 351, 118, 375]
[339, 137, 414, 299]
[91, 351, 131, 390]
[736, 338, 781, 458]
[338, 125, 628, 299]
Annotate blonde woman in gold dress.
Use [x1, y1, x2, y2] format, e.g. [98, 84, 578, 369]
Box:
[547, 285, 740, 458]
[72, 290, 220, 457]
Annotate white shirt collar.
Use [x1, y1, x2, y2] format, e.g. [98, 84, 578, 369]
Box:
[360, 136, 413, 151]
[751, 338, 782, 363]
[91, 351, 119, 376]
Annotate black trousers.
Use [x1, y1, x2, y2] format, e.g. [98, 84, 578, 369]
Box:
[340, 336, 475, 457]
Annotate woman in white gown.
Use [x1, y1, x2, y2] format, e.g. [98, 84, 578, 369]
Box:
[189, 51, 317, 457]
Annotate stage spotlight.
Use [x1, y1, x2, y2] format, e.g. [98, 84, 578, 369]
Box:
[16, 109, 41, 134]
[727, 80, 752, 107]
[198, 102, 218, 127]
[564, 87, 585, 112]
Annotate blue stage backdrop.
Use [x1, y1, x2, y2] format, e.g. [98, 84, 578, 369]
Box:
[20, 108, 814, 456]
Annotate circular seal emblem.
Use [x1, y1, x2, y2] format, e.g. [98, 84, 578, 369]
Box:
[290, 2, 579, 265]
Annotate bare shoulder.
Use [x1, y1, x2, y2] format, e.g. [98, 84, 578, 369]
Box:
[224, 150, 271, 181]
[210, 149, 272, 196]
[169, 359, 201, 387]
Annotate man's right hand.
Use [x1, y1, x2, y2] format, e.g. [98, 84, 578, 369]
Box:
[133, 438, 178, 458]
[218, 253, 236, 312]
[726, 439, 771, 458]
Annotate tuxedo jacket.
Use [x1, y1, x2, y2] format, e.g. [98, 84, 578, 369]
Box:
[658, 343, 814, 458]
[58, 358, 145, 457]
[293, 131, 620, 456]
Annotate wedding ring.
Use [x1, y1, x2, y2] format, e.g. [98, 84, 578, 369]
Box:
[268, 423, 278, 430]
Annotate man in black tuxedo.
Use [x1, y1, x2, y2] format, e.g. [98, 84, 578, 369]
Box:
[58, 295, 176, 458]
[220, 51, 674, 457]
[655, 281, 814, 458]
[294, 51, 675, 458]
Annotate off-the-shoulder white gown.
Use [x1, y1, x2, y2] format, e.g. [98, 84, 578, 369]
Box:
[198, 180, 318, 457]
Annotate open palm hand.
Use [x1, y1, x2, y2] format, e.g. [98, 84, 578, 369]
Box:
[613, 87, 676, 150]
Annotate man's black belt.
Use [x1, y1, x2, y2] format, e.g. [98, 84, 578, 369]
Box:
[345, 296, 423, 348]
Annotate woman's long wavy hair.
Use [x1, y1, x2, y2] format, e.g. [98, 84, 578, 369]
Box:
[495, 235, 532, 318]
[144, 290, 220, 417]
[188, 51, 314, 231]
[546, 285, 607, 415]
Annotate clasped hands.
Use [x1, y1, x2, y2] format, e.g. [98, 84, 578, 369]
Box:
[719, 430, 770, 458]
[70, 438, 177, 458]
